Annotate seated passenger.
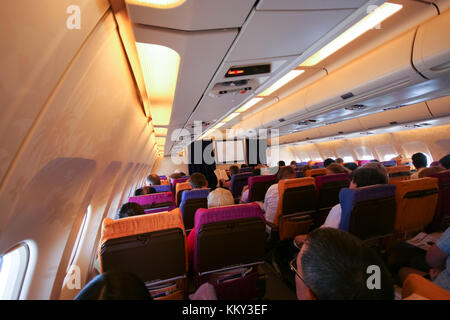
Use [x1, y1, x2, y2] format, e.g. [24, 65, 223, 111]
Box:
[187, 188, 235, 266]
[362, 162, 389, 181]
[336, 158, 344, 165]
[324, 158, 336, 168]
[146, 173, 161, 186]
[240, 167, 262, 203]
[411, 152, 428, 179]
[290, 160, 297, 169]
[278, 160, 286, 167]
[439, 154, 450, 170]
[418, 166, 445, 178]
[189, 172, 209, 190]
[292, 228, 394, 300]
[397, 227, 450, 292]
[221, 165, 239, 189]
[74, 271, 152, 300]
[326, 163, 350, 175]
[302, 165, 312, 177]
[134, 186, 156, 196]
[116, 202, 145, 219]
[264, 166, 296, 224]
[170, 172, 183, 180]
[344, 162, 358, 171]
[322, 167, 388, 229]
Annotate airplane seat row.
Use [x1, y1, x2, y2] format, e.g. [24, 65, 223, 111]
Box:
[247, 175, 277, 202]
[99, 208, 188, 300]
[180, 188, 211, 232]
[128, 192, 176, 214]
[230, 172, 253, 201]
[98, 203, 267, 300]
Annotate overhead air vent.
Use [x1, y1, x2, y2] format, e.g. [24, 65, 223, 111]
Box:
[404, 122, 431, 128]
[383, 105, 405, 111]
[341, 92, 354, 100]
[187, 121, 211, 128]
[297, 120, 317, 126]
[345, 104, 367, 111]
[279, 118, 286, 122]
[225, 64, 271, 78]
[211, 78, 258, 96]
[360, 132, 374, 135]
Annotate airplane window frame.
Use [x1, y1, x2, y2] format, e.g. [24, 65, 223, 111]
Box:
[0, 242, 30, 300]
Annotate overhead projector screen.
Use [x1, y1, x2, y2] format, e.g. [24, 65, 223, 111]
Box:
[215, 140, 245, 163]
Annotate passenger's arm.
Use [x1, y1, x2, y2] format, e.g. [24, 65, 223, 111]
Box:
[426, 244, 448, 269]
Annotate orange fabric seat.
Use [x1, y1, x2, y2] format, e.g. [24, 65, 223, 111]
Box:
[98, 208, 188, 299]
[390, 177, 439, 233]
[305, 168, 327, 177]
[272, 177, 316, 240]
[402, 273, 450, 300]
[387, 165, 411, 183]
[99, 208, 188, 272]
[175, 181, 192, 207]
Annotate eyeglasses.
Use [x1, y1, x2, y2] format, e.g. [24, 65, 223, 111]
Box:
[290, 257, 318, 299]
[289, 257, 306, 284]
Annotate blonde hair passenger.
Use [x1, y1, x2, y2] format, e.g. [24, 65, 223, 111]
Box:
[207, 188, 235, 208]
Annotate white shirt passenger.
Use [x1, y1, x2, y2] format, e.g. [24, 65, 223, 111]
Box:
[264, 183, 279, 224]
[322, 204, 342, 229]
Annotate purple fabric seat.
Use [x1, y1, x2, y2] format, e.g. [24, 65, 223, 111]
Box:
[315, 174, 350, 225]
[193, 203, 266, 290]
[381, 160, 397, 167]
[180, 189, 210, 230]
[239, 167, 253, 173]
[357, 160, 371, 166]
[171, 177, 189, 193]
[230, 173, 253, 199]
[152, 185, 171, 193]
[128, 192, 175, 213]
[339, 184, 396, 240]
[428, 170, 450, 231]
[247, 175, 277, 202]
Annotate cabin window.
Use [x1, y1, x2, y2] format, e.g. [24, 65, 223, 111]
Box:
[321, 150, 336, 160]
[401, 142, 433, 165]
[67, 205, 91, 271]
[374, 144, 398, 161]
[309, 150, 322, 162]
[0, 243, 30, 299]
[354, 146, 374, 160]
[336, 148, 354, 162]
[297, 151, 311, 162]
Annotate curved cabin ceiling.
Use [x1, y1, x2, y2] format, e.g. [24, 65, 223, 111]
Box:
[122, 0, 449, 156]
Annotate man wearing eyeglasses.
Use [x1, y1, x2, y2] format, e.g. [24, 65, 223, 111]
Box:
[290, 228, 394, 300]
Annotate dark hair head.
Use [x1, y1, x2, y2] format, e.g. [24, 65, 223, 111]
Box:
[278, 160, 286, 167]
[117, 202, 145, 219]
[179, 172, 187, 177]
[324, 158, 336, 167]
[344, 162, 358, 171]
[229, 165, 239, 176]
[350, 167, 388, 187]
[170, 173, 183, 179]
[300, 228, 394, 300]
[277, 166, 296, 180]
[146, 174, 161, 186]
[146, 187, 156, 194]
[253, 168, 261, 176]
[290, 160, 297, 166]
[412, 153, 427, 169]
[336, 158, 344, 164]
[74, 271, 152, 300]
[326, 163, 349, 174]
[189, 172, 207, 189]
[134, 188, 144, 196]
[439, 154, 450, 169]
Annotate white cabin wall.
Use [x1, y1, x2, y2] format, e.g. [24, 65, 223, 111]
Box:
[0, 1, 158, 299]
[272, 124, 450, 164]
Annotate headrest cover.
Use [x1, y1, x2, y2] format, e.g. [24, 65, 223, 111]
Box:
[128, 192, 174, 206]
[152, 185, 171, 192]
[180, 188, 211, 214]
[339, 184, 396, 231]
[315, 173, 350, 190]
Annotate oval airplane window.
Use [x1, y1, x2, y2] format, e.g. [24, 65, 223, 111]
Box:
[336, 148, 354, 163]
[374, 144, 399, 161]
[0, 243, 30, 300]
[354, 146, 374, 161]
[402, 141, 434, 165]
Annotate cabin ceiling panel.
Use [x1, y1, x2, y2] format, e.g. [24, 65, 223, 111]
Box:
[226, 9, 356, 62]
[256, 0, 368, 11]
[126, 0, 256, 31]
